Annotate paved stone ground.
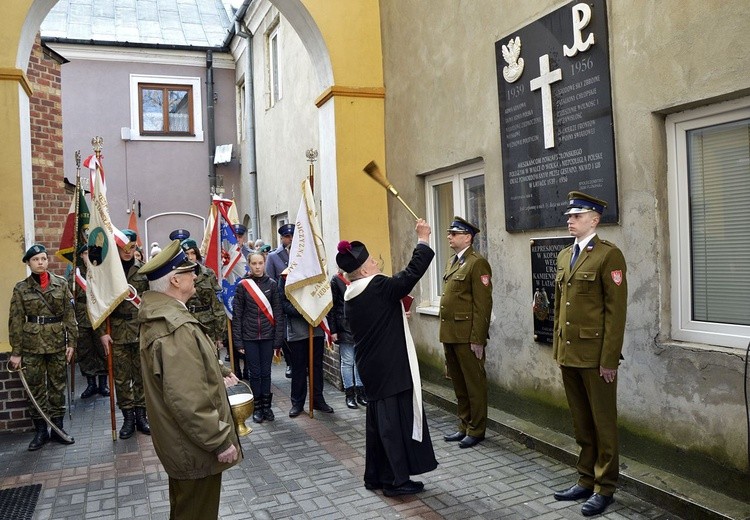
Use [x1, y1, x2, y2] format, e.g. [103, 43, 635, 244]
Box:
[0, 364, 681, 519]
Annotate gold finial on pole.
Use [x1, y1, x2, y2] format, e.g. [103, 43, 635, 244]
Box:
[306, 148, 318, 192]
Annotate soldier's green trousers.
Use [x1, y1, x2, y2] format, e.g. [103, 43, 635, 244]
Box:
[113, 341, 145, 410]
[24, 352, 67, 419]
[76, 326, 107, 377]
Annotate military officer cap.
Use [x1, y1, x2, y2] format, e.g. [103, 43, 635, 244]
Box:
[233, 224, 247, 237]
[446, 216, 480, 236]
[259, 244, 271, 253]
[169, 229, 190, 241]
[181, 238, 199, 252]
[139, 239, 198, 281]
[122, 229, 138, 243]
[278, 223, 295, 237]
[564, 191, 607, 215]
[336, 240, 369, 274]
[77, 244, 88, 255]
[22, 244, 47, 263]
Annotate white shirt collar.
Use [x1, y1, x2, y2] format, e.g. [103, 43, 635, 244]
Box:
[455, 246, 470, 259]
[574, 232, 597, 252]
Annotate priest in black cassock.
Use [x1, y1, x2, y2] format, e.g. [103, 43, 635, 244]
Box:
[338, 218, 438, 497]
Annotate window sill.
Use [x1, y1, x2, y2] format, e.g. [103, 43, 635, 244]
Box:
[417, 305, 440, 317]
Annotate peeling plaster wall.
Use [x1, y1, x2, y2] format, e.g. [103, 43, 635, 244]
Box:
[380, 0, 750, 471]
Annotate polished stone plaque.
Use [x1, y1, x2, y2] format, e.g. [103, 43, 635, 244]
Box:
[496, 0, 618, 231]
[530, 236, 574, 344]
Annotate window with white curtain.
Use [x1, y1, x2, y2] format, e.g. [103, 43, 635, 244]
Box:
[129, 74, 203, 142]
[422, 161, 487, 310]
[666, 98, 750, 348]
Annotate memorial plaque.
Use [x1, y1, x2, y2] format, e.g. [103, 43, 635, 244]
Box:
[496, 0, 618, 231]
[530, 236, 574, 344]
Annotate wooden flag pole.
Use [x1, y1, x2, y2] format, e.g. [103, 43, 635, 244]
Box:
[306, 149, 318, 418]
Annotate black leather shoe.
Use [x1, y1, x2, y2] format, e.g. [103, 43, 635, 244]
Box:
[443, 431, 466, 442]
[364, 481, 382, 490]
[285, 366, 292, 378]
[289, 404, 304, 417]
[553, 484, 594, 501]
[581, 493, 614, 516]
[459, 435, 484, 448]
[313, 402, 334, 413]
[383, 480, 426, 497]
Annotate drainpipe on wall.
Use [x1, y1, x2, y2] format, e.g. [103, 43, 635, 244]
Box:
[206, 50, 217, 194]
[245, 34, 260, 242]
[228, 1, 259, 241]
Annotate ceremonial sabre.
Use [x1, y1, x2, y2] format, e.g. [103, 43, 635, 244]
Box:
[362, 161, 420, 220]
[6, 362, 74, 443]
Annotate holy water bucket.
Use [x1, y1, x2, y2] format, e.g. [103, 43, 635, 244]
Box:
[228, 381, 254, 436]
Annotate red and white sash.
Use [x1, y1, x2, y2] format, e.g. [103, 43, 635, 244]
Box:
[240, 278, 275, 325]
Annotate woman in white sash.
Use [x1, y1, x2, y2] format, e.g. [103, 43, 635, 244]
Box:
[232, 253, 285, 423]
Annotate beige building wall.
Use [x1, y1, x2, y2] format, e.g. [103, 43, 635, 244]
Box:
[380, 0, 750, 475]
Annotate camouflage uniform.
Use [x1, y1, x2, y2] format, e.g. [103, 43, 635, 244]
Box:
[8, 272, 77, 420]
[99, 260, 149, 411]
[68, 268, 106, 378]
[186, 264, 226, 343]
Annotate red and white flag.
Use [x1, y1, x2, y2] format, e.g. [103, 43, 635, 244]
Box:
[284, 178, 332, 326]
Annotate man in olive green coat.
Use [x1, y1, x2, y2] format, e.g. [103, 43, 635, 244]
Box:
[139, 240, 242, 520]
[439, 217, 493, 449]
[552, 191, 627, 517]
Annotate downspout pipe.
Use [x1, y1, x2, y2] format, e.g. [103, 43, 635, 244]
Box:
[206, 50, 217, 193]
[246, 34, 260, 242]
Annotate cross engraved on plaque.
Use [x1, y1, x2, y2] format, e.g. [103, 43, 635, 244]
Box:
[529, 54, 562, 150]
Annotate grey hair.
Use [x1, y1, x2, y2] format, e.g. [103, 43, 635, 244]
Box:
[148, 272, 173, 293]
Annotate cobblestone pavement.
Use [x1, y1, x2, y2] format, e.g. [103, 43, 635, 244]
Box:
[0, 363, 680, 519]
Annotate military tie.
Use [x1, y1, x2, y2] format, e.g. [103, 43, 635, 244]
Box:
[570, 244, 580, 269]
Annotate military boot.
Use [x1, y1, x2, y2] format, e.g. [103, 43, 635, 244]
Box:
[134, 407, 151, 435]
[28, 419, 49, 451]
[262, 393, 275, 422]
[81, 376, 99, 399]
[98, 375, 110, 396]
[345, 387, 358, 409]
[356, 386, 368, 407]
[252, 395, 265, 423]
[119, 409, 136, 439]
[50, 416, 75, 445]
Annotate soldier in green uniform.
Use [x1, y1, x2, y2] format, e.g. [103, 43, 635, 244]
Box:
[552, 191, 627, 517]
[70, 245, 109, 399]
[439, 217, 493, 449]
[180, 237, 226, 351]
[8, 244, 77, 450]
[98, 229, 150, 439]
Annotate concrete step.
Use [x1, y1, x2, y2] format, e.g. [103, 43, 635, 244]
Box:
[422, 379, 750, 520]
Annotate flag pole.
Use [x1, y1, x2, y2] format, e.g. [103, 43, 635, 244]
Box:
[306, 149, 318, 418]
[92, 138, 117, 442]
[69, 151, 82, 414]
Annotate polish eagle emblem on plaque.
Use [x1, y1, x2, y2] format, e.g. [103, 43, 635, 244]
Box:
[502, 36, 524, 83]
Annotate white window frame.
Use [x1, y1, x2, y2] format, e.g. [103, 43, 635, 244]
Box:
[267, 22, 282, 107]
[237, 80, 246, 143]
[421, 162, 486, 314]
[666, 96, 750, 349]
[128, 74, 203, 142]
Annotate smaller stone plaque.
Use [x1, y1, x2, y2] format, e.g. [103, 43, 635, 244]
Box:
[530, 236, 574, 344]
